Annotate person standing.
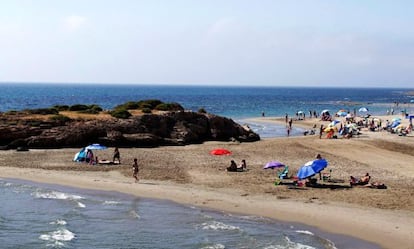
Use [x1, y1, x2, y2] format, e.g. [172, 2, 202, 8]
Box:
[113, 147, 120, 164]
[132, 158, 139, 182]
[319, 124, 324, 139]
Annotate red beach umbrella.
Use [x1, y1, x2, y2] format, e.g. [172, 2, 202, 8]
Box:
[210, 148, 232, 155]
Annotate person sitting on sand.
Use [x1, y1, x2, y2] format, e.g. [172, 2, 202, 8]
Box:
[238, 159, 247, 172]
[350, 173, 371, 186]
[227, 160, 238, 172]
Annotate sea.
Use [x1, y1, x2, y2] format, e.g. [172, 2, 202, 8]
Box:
[1, 83, 413, 249]
[1, 83, 413, 138]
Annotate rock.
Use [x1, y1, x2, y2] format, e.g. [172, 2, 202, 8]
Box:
[0, 111, 260, 149]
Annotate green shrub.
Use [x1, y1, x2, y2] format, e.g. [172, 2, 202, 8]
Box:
[110, 108, 132, 119]
[119, 101, 140, 110]
[141, 108, 152, 113]
[26, 108, 59, 115]
[49, 114, 72, 123]
[198, 108, 207, 113]
[5, 110, 18, 115]
[53, 105, 70, 111]
[137, 99, 163, 109]
[69, 104, 89, 111]
[155, 102, 184, 111]
[89, 105, 103, 112]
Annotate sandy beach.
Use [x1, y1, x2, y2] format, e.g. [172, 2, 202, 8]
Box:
[1, 114, 413, 249]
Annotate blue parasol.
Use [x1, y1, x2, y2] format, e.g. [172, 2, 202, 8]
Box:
[85, 143, 108, 150]
[297, 159, 328, 180]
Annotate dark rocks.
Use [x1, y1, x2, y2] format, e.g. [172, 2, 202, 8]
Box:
[0, 111, 260, 149]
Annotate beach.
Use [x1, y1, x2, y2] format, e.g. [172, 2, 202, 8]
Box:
[1, 114, 413, 249]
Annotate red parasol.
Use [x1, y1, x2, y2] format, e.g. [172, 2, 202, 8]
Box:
[210, 148, 232, 155]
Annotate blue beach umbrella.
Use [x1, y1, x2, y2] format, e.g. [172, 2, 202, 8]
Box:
[329, 120, 340, 127]
[85, 143, 108, 150]
[297, 159, 328, 180]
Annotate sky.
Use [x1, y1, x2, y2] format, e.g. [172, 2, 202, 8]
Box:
[0, 0, 413, 87]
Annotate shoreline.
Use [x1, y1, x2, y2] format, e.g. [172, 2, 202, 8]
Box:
[1, 165, 413, 249]
[1, 114, 413, 249]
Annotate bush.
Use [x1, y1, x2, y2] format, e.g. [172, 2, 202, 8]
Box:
[155, 102, 184, 111]
[26, 108, 59, 115]
[115, 101, 140, 110]
[89, 105, 103, 112]
[137, 99, 163, 109]
[198, 108, 207, 113]
[49, 114, 72, 123]
[110, 108, 132, 119]
[69, 104, 89, 111]
[53, 105, 70, 111]
[141, 108, 152, 113]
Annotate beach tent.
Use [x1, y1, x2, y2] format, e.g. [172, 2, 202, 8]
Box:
[73, 148, 87, 162]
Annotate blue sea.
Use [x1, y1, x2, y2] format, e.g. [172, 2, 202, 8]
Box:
[1, 83, 413, 138]
[0, 178, 379, 249]
[1, 83, 412, 248]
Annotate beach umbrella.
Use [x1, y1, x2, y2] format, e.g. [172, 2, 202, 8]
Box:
[358, 107, 369, 112]
[321, 109, 330, 115]
[392, 117, 401, 122]
[263, 161, 285, 169]
[297, 159, 328, 180]
[336, 110, 347, 117]
[85, 143, 108, 150]
[329, 120, 340, 127]
[210, 148, 232, 156]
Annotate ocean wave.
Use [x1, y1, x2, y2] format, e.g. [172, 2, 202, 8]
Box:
[200, 244, 226, 249]
[284, 236, 317, 249]
[129, 210, 140, 219]
[49, 219, 67, 225]
[77, 202, 86, 208]
[39, 228, 76, 246]
[103, 200, 121, 205]
[295, 230, 314, 236]
[200, 221, 240, 231]
[34, 190, 83, 201]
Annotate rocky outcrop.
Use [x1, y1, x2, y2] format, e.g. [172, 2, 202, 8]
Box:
[0, 111, 260, 149]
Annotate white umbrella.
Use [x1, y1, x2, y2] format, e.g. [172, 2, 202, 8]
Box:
[358, 107, 369, 112]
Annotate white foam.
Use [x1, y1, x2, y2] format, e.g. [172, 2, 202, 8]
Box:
[295, 230, 314, 236]
[200, 244, 226, 249]
[34, 190, 83, 200]
[50, 219, 67, 225]
[39, 228, 75, 244]
[284, 236, 317, 249]
[200, 221, 240, 231]
[77, 202, 86, 208]
[103, 200, 120, 205]
[129, 210, 140, 219]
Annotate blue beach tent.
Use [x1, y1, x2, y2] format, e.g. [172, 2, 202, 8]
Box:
[73, 148, 87, 162]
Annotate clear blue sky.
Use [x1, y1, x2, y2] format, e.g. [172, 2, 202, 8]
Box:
[1, 0, 413, 87]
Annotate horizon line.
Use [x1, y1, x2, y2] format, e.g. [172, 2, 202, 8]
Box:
[0, 81, 413, 89]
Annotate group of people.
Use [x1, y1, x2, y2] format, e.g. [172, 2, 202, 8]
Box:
[227, 159, 247, 172]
